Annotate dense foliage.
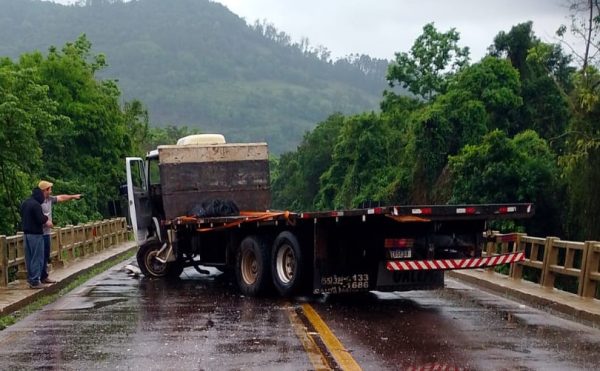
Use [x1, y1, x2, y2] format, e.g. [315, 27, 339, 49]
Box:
[272, 9, 600, 241]
[0, 35, 147, 235]
[0, 0, 390, 154]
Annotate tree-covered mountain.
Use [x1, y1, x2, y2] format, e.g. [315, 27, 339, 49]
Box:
[0, 0, 389, 153]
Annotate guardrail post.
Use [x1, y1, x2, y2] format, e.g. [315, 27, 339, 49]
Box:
[56, 226, 65, 267]
[509, 233, 526, 279]
[110, 219, 117, 246]
[49, 230, 58, 269]
[103, 220, 110, 249]
[65, 225, 75, 262]
[92, 223, 98, 254]
[86, 224, 93, 255]
[121, 217, 129, 242]
[16, 233, 27, 280]
[76, 225, 86, 258]
[0, 235, 7, 287]
[581, 241, 599, 298]
[107, 219, 113, 246]
[99, 221, 106, 251]
[484, 231, 497, 274]
[93, 222, 99, 253]
[87, 223, 96, 254]
[117, 218, 124, 243]
[541, 236, 559, 289]
[576, 241, 590, 296]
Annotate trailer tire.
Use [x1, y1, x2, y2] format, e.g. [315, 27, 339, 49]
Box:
[236, 235, 272, 296]
[137, 238, 184, 279]
[271, 231, 304, 297]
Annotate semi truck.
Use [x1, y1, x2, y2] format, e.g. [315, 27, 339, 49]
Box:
[124, 134, 533, 297]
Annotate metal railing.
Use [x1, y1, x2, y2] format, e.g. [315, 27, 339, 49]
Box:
[484, 232, 600, 299]
[0, 218, 130, 287]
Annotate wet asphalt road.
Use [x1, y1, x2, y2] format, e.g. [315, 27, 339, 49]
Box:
[311, 283, 600, 370]
[0, 259, 599, 370]
[0, 262, 313, 370]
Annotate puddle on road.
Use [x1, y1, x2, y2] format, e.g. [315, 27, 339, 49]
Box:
[47, 297, 129, 311]
[91, 298, 129, 309]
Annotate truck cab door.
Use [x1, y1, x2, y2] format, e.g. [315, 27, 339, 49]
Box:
[126, 157, 152, 244]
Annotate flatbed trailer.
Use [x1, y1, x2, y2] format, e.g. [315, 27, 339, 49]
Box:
[125, 135, 533, 296]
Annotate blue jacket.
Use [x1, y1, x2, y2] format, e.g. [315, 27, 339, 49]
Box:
[20, 188, 48, 234]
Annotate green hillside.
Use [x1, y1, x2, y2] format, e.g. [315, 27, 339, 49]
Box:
[0, 0, 389, 153]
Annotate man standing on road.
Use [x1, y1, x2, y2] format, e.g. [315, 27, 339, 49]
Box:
[38, 180, 82, 284]
[20, 187, 49, 289]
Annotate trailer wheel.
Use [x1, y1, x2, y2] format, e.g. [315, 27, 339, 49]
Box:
[271, 231, 304, 296]
[137, 238, 184, 279]
[236, 235, 271, 296]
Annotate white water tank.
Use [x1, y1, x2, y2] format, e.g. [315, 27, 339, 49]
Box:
[176, 134, 226, 146]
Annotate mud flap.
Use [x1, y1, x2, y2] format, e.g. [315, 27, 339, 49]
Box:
[375, 262, 444, 292]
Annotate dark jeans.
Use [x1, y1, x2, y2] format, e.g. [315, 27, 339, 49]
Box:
[24, 234, 44, 285]
[42, 234, 51, 280]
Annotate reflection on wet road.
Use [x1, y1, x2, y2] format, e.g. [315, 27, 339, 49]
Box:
[0, 259, 599, 370]
[0, 262, 313, 370]
[310, 281, 600, 370]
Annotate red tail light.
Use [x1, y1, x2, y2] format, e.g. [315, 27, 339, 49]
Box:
[497, 206, 517, 214]
[411, 208, 432, 215]
[384, 238, 414, 249]
[456, 207, 477, 214]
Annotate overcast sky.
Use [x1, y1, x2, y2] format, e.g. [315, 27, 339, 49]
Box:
[48, 0, 574, 61]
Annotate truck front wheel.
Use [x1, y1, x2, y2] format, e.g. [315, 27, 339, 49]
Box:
[235, 235, 271, 296]
[271, 231, 304, 296]
[137, 238, 184, 279]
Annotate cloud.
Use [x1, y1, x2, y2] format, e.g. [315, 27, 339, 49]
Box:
[215, 0, 571, 61]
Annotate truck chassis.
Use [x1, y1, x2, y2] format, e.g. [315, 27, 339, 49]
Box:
[136, 204, 532, 297]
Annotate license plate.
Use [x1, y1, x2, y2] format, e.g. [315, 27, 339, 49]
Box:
[390, 249, 411, 259]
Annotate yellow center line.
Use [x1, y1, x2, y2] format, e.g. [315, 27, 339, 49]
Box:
[301, 303, 362, 371]
[285, 305, 330, 370]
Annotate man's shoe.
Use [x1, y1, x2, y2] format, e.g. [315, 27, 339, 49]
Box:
[41, 278, 56, 284]
[28, 282, 44, 289]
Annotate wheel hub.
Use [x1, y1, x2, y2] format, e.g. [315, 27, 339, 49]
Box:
[241, 250, 258, 284]
[146, 250, 167, 275]
[276, 244, 295, 284]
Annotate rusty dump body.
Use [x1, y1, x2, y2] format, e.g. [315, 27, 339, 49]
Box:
[157, 142, 271, 219]
[131, 137, 534, 297]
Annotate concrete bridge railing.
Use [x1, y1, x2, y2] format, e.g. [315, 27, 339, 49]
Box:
[484, 232, 600, 299]
[0, 218, 130, 287]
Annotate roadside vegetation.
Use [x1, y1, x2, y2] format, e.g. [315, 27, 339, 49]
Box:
[272, 2, 600, 241]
